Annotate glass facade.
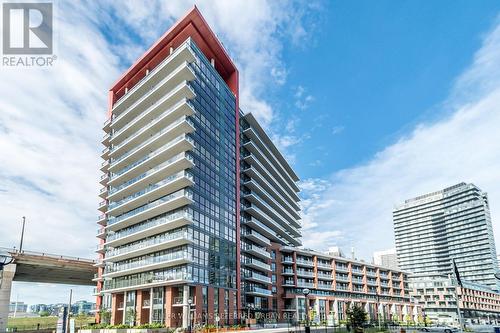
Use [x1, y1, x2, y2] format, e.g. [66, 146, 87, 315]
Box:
[186, 41, 237, 289]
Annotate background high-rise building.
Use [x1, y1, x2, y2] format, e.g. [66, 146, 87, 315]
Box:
[373, 249, 399, 270]
[393, 182, 500, 290]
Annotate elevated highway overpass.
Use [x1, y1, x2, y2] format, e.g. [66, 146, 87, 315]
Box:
[0, 248, 96, 332]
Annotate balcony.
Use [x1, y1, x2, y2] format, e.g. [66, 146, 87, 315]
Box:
[317, 283, 332, 290]
[243, 230, 270, 247]
[335, 275, 349, 282]
[352, 278, 364, 285]
[109, 152, 194, 201]
[106, 189, 193, 231]
[94, 258, 105, 268]
[109, 116, 195, 173]
[297, 282, 314, 289]
[100, 160, 109, 172]
[244, 272, 271, 284]
[296, 270, 315, 278]
[103, 118, 111, 134]
[243, 245, 271, 260]
[282, 257, 294, 264]
[98, 200, 108, 212]
[92, 273, 103, 282]
[351, 269, 364, 276]
[107, 171, 194, 217]
[111, 42, 196, 118]
[243, 216, 285, 245]
[242, 175, 299, 215]
[244, 258, 271, 272]
[96, 227, 106, 239]
[242, 177, 300, 224]
[97, 214, 107, 226]
[105, 209, 192, 247]
[243, 202, 300, 246]
[336, 265, 348, 272]
[243, 190, 300, 236]
[245, 286, 272, 297]
[103, 271, 192, 292]
[111, 61, 196, 131]
[282, 279, 295, 287]
[110, 99, 195, 160]
[99, 186, 108, 199]
[296, 259, 314, 267]
[109, 135, 195, 187]
[317, 262, 332, 269]
[173, 296, 196, 307]
[103, 251, 192, 278]
[242, 159, 299, 213]
[96, 243, 105, 254]
[102, 133, 111, 145]
[242, 130, 300, 194]
[282, 268, 294, 275]
[101, 147, 110, 159]
[105, 231, 192, 263]
[100, 173, 109, 186]
[317, 273, 334, 281]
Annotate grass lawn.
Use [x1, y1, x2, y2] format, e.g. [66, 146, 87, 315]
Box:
[8, 316, 95, 330]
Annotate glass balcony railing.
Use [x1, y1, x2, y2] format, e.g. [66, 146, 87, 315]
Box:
[245, 272, 271, 283]
[109, 153, 192, 196]
[108, 189, 192, 226]
[103, 270, 191, 291]
[296, 259, 314, 266]
[108, 171, 192, 211]
[245, 259, 270, 271]
[111, 116, 193, 166]
[111, 98, 192, 155]
[246, 286, 272, 295]
[242, 230, 270, 245]
[106, 209, 191, 242]
[106, 250, 190, 274]
[111, 135, 193, 180]
[317, 262, 332, 269]
[297, 282, 314, 288]
[297, 270, 315, 277]
[243, 245, 270, 258]
[106, 230, 191, 258]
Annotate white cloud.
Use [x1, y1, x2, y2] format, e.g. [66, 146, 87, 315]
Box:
[301, 18, 500, 260]
[0, 0, 318, 305]
[294, 85, 315, 110]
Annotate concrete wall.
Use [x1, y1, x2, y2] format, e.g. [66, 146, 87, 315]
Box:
[0, 264, 16, 333]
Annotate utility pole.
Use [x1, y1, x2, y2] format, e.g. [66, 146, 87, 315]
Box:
[19, 217, 26, 252]
[66, 289, 73, 333]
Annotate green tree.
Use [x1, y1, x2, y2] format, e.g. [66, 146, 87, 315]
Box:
[99, 309, 111, 325]
[39, 311, 50, 317]
[346, 305, 367, 332]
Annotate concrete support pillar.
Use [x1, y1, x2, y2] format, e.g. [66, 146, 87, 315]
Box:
[0, 264, 16, 333]
[182, 285, 189, 329]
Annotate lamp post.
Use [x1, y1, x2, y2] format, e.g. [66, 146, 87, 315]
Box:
[187, 298, 192, 333]
[303, 288, 311, 333]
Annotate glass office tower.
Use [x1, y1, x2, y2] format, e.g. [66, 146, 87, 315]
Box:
[393, 182, 500, 290]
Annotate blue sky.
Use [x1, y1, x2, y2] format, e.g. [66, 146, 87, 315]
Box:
[2, 0, 500, 305]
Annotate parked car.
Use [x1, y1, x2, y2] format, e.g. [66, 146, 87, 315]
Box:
[419, 326, 459, 333]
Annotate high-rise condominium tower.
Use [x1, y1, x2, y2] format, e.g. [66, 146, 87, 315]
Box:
[393, 182, 500, 290]
[95, 7, 301, 328]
